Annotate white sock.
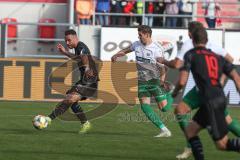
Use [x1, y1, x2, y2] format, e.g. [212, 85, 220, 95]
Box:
[161, 126, 169, 132]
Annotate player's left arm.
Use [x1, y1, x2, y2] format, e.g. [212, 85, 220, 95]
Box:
[157, 58, 183, 69]
[172, 51, 192, 97]
[81, 54, 95, 78]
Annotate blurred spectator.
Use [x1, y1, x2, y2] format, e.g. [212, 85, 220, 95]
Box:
[111, 0, 127, 26]
[145, 1, 154, 27]
[202, 0, 220, 28]
[164, 0, 179, 27]
[153, 1, 165, 27]
[179, 0, 195, 28]
[96, 0, 110, 26]
[123, 1, 135, 25]
[75, 0, 94, 25]
[135, 0, 143, 25]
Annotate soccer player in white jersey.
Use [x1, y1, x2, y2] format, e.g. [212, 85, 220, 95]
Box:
[159, 21, 240, 159]
[112, 25, 173, 137]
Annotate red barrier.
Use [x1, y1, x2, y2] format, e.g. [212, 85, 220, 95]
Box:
[38, 18, 56, 39]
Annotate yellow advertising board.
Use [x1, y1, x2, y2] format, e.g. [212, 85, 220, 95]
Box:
[0, 58, 138, 104]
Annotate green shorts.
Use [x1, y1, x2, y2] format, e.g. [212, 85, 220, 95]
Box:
[138, 79, 166, 103]
[183, 86, 229, 116]
[183, 87, 201, 110]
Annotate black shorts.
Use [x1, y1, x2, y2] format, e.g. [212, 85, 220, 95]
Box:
[193, 97, 228, 141]
[66, 81, 98, 100]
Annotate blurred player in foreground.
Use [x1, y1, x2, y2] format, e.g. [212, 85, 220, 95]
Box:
[112, 25, 173, 137]
[46, 29, 99, 134]
[172, 26, 240, 160]
[159, 21, 240, 159]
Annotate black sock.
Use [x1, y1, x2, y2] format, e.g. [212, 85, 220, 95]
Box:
[71, 102, 87, 124]
[48, 101, 71, 120]
[226, 138, 240, 152]
[188, 136, 204, 160]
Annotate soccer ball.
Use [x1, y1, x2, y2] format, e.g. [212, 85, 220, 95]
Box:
[32, 115, 48, 130]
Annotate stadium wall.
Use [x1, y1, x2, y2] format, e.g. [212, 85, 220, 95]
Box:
[0, 1, 68, 57]
[100, 27, 240, 65]
[0, 58, 239, 105]
[0, 2, 68, 24]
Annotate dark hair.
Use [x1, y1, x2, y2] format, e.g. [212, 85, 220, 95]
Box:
[192, 27, 208, 45]
[138, 25, 152, 36]
[188, 21, 204, 34]
[65, 29, 77, 36]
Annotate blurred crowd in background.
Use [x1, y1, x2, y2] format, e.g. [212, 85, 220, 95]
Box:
[75, 0, 222, 28]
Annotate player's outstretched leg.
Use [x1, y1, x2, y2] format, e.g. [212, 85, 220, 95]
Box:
[48, 100, 72, 122]
[71, 102, 91, 134]
[140, 103, 171, 137]
[138, 80, 171, 137]
[46, 93, 82, 129]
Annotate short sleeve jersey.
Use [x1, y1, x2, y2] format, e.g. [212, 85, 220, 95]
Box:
[182, 47, 234, 99]
[131, 41, 164, 81]
[74, 41, 99, 84]
[177, 39, 227, 61]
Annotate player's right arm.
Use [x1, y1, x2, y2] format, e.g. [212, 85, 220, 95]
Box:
[57, 43, 79, 59]
[172, 51, 192, 97]
[158, 39, 192, 69]
[158, 58, 183, 69]
[111, 46, 132, 62]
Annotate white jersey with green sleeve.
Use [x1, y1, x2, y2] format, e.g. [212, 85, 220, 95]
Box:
[130, 41, 164, 81]
[177, 39, 227, 61]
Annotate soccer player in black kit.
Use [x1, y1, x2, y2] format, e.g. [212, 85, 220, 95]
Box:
[46, 29, 98, 134]
[172, 27, 240, 160]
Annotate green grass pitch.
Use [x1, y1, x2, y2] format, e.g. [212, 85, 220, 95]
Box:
[0, 101, 239, 160]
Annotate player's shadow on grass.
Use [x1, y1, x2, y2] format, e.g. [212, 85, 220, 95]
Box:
[0, 128, 77, 135]
[88, 130, 150, 137]
[0, 128, 37, 135]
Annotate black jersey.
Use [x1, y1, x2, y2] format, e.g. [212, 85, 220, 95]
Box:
[74, 41, 99, 84]
[182, 46, 234, 99]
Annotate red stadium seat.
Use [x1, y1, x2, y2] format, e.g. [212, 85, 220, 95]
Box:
[1, 18, 17, 40]
[38, 18, 56, 39]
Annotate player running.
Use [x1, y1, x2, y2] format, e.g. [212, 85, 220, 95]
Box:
[172, 26, 240, 160]
[111, 25, 173, 137]
[158, 21, 240, 159]
[46, 29, 99, 134]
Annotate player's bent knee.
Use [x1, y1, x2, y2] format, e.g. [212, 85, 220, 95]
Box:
[140, 97, 150, 104]
[174, 101, 191, 115]
[159, 99, 172, 112]
[157, 99, 167, 109]
[65, 93, 80, 104]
